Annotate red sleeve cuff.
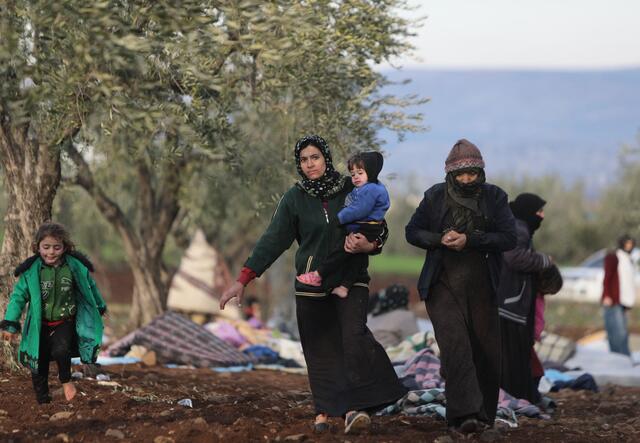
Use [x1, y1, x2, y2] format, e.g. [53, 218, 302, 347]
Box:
[237, 266, 257, 286]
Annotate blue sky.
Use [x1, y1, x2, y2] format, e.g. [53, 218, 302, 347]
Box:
[387, 0, 640, 70]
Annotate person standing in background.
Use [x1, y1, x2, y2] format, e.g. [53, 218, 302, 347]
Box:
[602, 235, 637, 357]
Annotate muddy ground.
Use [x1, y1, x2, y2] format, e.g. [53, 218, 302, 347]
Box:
[1, 364, 640, 443]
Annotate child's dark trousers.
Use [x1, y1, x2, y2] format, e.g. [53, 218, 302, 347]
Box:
[32, 319, 74, 403]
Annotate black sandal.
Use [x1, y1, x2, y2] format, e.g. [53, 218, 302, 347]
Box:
[314, 414, 329, 433]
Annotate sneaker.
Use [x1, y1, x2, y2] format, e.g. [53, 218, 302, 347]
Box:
[344, 411, 370, 434]
[296, 271, 322, 287]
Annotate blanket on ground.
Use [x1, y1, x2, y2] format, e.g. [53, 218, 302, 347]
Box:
[106, 311, 254, 367]
[378, 348, 542, 423]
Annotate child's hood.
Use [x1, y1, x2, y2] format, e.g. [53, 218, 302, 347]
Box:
[14, 251, 95, 277]
[360, 151, 384, 184]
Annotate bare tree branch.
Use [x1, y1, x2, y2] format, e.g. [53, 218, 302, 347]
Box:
[136, 152, 155, 242]
[147, 155, 185, 256]
[185, 147, 225, 162]
[170, 207, 191, 250]
[65, 143, 142, 256]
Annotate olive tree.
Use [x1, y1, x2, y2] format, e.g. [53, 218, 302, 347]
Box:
[2, 0, 425, 329]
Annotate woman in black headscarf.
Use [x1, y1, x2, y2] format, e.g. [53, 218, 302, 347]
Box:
[405, 139, 516, 434]
[497, 193, 555, 404]
[220, 135, 405, 434]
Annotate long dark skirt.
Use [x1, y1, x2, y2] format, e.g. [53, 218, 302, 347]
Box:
[296, 285, 407, 416]
[425, 277, 500, 427]
[500, 318, 539, 403]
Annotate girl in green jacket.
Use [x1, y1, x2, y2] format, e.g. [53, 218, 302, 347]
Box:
[1, 222, 106, 404]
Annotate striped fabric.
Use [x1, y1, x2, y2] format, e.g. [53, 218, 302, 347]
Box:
[377, 348, 542, 420]
[107, 311, 255, 367]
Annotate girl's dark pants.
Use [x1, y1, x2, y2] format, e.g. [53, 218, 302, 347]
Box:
[32, 320, 74, 403]
[425, 259, 500, 427]
[296, 285, 406, 416]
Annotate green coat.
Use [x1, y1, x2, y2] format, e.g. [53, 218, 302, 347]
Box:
[2, 254, 106, 373]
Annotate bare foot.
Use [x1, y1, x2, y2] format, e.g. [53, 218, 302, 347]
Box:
[332, 286, 348, 298]
[62, 382, 77, 401]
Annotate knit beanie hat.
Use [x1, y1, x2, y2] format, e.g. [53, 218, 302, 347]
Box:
[444, 139, 485, 173]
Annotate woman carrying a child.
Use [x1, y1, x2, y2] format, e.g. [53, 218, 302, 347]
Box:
[296, 150, 389, 298]
[220, 135, 405, 434]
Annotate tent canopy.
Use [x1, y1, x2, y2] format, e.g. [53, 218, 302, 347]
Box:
[167, 229, 239, 319]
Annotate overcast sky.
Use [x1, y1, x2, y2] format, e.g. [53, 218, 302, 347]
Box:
[386, 0, 640, 70]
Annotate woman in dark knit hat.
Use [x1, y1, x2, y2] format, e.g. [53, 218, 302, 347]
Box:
[405, 139, 516, 434]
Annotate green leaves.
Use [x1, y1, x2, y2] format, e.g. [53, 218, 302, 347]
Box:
[3, 0, 424, 269]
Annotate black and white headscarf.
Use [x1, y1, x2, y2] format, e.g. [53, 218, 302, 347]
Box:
[294, 135, 346, 200]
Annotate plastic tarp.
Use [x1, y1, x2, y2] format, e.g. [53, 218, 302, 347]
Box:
[564, 332, 640, 387]
[106, 311, 255, 368]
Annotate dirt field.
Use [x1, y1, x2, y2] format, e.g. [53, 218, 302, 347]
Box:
[1, 364, 640, 443]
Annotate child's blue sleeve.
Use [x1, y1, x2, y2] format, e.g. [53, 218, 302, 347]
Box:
[338, 187, 378, 224]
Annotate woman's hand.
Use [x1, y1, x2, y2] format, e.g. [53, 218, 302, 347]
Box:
[344, 233, 375, 254]
[220, 281, 245, 310]
[441, 230, 467, 251]
[602, 296, 613, 307]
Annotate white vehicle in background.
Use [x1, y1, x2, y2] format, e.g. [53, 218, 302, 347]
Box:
[556, 248, 640, 303]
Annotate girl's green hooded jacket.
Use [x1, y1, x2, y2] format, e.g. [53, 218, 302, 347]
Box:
[0, 253, 106, 373]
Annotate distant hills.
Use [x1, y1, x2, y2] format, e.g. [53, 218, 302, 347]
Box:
[378, 69, 640, 193]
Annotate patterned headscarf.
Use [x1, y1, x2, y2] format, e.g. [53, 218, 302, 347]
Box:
[294, 135, 346, 200]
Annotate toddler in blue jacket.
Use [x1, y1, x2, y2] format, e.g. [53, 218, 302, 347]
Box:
[297, 151, 390, 297]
